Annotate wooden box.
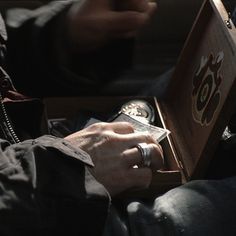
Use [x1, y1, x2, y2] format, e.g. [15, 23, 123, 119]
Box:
[43, 0, 236, 197]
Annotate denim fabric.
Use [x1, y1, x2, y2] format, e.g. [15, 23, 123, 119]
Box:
[104, 177, 236, 236]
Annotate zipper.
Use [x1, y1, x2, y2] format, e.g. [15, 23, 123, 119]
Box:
[0, 65, 20, 144]
[0, 92, 20, 144]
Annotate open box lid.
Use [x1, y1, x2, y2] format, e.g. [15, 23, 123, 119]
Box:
[159, 0, 236, 180]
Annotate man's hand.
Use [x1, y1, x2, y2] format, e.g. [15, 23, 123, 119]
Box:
[66, 0, 157, 52]
[65, 122, 164, 196]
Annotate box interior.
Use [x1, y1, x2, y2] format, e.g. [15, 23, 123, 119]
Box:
[43, 96, 183, 196]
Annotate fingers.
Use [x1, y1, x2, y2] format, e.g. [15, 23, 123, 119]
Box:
[147, 143, 164, 171]
[91, 166, 152, 196]
[85, 121, 134, 134]
[127, 167, 152, 190]
[106, 122, 135, 134]
[86, 122, 159, 151]
[116, 131, 157, 148]
[67, 121, 161, 153]
[122, 148, 143, 166]
[69, 121, 164, 195]
[122, 143, 164, 170]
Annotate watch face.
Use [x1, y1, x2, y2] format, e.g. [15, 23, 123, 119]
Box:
[120, 100, 155, 124]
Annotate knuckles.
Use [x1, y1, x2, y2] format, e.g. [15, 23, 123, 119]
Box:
[100, 131, 118, 145]
[87, 122, 108, 131]
[140, 133, 156, 144]
[119, 121, 135, 132]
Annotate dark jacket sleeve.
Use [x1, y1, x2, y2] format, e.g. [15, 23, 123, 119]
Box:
[0, 135, 110, 236]
[4, 1, 134, 97]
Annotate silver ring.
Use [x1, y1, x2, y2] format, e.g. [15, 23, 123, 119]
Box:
[136, 143, 152, 167]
